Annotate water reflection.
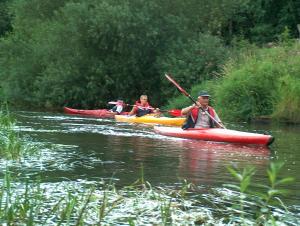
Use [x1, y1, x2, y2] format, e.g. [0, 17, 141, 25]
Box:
[103, 132, 271, 188]
[174, 140, 270, 185]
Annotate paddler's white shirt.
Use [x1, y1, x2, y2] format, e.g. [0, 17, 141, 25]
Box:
[194, 107, 221, 128]
[110, 105, 123, 114]
[115, 105, 123, 114]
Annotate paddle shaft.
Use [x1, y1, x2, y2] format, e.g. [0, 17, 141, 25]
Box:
[164, 74, 226, 129]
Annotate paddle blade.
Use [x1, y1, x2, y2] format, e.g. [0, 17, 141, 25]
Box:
[165, 74, 189, 97]
[168, 109, 182, 117]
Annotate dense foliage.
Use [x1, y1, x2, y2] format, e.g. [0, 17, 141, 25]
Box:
[0, 0, 299, 120]
[216, 42, 300, 123]
[167, 42, 300, 123]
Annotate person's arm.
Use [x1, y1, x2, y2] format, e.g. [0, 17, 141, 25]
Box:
[212, 110, 224, 128]
[181, 104, 195, 115]
[107, 106, 117, 116]
[149, 104, 160, 114]
[128, 106, 136, 116]
[152, 107, 161, 117]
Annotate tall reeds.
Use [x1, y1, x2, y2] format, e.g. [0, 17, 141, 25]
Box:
[0, 103, 36, 160]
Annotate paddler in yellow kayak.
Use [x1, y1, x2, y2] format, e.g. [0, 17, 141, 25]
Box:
[128, 95, 160, 117]
[181, 91, 224, 129]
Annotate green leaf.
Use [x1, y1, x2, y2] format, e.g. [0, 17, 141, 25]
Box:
[227, 166, 242, 181]
[267, 169, 276, 185]
[267, 189, 289, 197]
[274, 177, 294, 186]
[250, 191, 268, 201]
[240, 176, 251, 193]
[224, 184, 240, 191]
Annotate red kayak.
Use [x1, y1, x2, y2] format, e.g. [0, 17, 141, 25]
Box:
[64, 107, 128, 118]
[154, 126, 274, 146]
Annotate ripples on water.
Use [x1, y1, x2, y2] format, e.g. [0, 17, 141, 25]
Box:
[5, 111, 300, 223]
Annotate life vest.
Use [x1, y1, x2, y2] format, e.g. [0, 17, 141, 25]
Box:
[134, 101, 153, 117]
[182, 106, 216, 129]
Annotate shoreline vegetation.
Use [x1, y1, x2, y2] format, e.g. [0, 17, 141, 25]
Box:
[165, 41, 300, 124]
[0, 1, 299, 124]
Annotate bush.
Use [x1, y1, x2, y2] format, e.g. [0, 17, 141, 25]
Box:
[215, 58, 279, 121]
[215, 42, 300, 122]
[273, 75, 300, 123]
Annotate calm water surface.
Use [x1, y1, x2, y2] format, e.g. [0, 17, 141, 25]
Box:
[13, 111, 300, 207]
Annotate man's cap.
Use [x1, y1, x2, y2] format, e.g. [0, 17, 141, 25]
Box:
[198, 91, 210, 97]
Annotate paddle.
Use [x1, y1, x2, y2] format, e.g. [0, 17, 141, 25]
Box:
[108, 101, 182, 117]
[164, 74, 226, 129]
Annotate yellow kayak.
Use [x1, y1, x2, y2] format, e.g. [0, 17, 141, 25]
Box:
[115, 114, 185, 126]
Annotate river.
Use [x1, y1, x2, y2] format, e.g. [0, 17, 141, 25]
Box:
[11, 111, 300, 218]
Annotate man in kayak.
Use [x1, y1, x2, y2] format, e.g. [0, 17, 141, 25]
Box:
[181, 91, 224, 129]
[108, 99, 126, 115]
[128, 95, 160, 117]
